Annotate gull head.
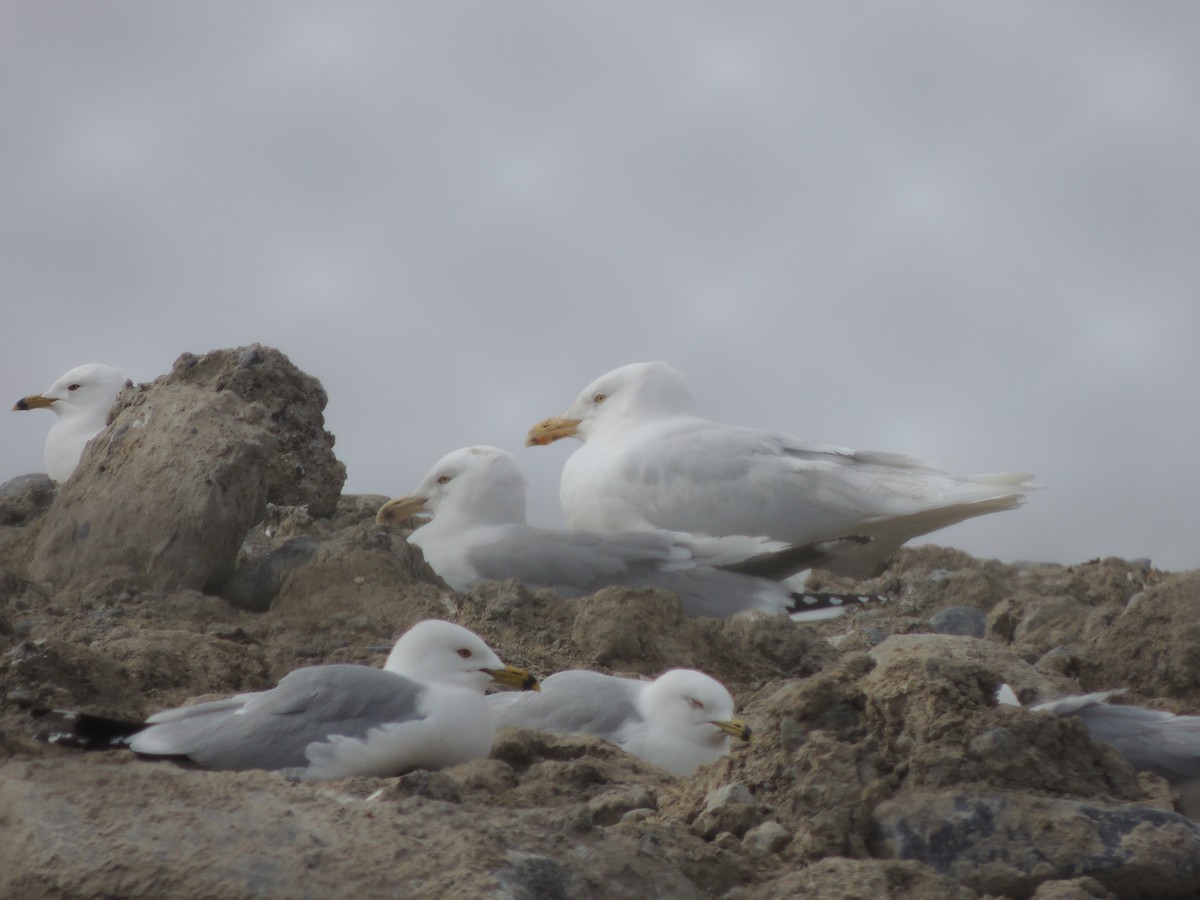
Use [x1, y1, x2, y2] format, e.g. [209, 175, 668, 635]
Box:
[641, 669, 750, 749]
[383, 619, 538, 693]
[13, 364, 125, 421]
[526, 361, 696, 446]
[377, 445, 527, 529]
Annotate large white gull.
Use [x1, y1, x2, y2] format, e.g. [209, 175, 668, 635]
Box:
[13, 363, 126, 483]
[37, 620, 538, 779]
[487, 668, 749, 776]
[527, 361, 1034, 577]
[376, 446, 872, 618]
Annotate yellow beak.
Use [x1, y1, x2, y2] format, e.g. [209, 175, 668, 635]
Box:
[14, 394, 55, 411]
[714, 718, 751, 742]
[526, 415, 582, 447]
[376, 494, 429, 525]
[486, 665, 540, 691]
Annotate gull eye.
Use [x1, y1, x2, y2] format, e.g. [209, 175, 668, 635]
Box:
[593, 392, 607, 404]
[68, 384, 81, 391]
[437, 475, 451, 484]
[456, 648, 472, 659]
[687, 698, 704, 710]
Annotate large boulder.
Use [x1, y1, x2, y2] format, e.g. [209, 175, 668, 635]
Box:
[26, 346, 345, 595]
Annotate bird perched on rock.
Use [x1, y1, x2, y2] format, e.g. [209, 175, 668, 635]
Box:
[377, 445, 874, 618]
[527, 361, 1034, 577]
[36, 620, 538, 779]
[488, 668, 749, 776]
[14, 363, 126, 482]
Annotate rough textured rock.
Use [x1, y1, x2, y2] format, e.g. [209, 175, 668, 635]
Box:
[872, 791, 1200, 899]
[1077, 571, 1200, 706]
[928, 605, 987, 638]
[25, 346, 344, 595]
[0, 474, 55, 527]
[751, 857, 980, 899]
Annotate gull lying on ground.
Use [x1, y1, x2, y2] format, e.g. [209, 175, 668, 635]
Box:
[1000, 684, 1200, 817]
[13, 363, 126, 483]
[377, 446, 874, 618]
[36, 620, 538, 779]
[488, 668, 749, 776]
[527, 361, 1034, 577]
[998, 686, 1200, 783]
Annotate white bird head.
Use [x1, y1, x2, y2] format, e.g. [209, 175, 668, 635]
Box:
[383, 619, 537, 693]
[526, 361, 697, 446]
[14, 363, 126, 482]
[376, 445, 527, 529]
[13, 363, 125, 422]
[640, 668, 749, 748]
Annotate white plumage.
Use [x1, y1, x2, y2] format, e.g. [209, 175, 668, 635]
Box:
[488, 668, 748, 776]
[378, 445, 869, 617]
[42, 620, 537, 780]
[13, 363, 126, 483]
[528, 361, 1034, 577]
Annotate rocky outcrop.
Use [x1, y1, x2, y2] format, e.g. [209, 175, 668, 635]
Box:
[23, 345, 344, 595]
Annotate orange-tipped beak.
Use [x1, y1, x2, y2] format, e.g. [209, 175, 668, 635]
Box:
[376, 494, 429, 525]
[526, 416, 582, 447]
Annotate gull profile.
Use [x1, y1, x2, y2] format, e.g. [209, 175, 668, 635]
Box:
[377, 446, 872, 618]
[37, 620, 538, 779]
[14, 363, 126, 482]
[488, 668, 749, 776]
[528, 361, 1033, 577]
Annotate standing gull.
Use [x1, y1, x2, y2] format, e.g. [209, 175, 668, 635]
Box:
[487, 668, 749, 776]
[527, 361, 1034, 577]
[13, 363, 126, 483]
[37, 620, 538, 779]
[376, 446, 872, 618]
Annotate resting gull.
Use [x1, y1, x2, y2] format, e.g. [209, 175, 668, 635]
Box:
[13, 363, 126, 483]
[36, 620, 538, 779]
[999, 686, 1200, 785]
[488, 668, 749, 776]
[376, 446, 873, 618]
[527, 361, 1034, 577]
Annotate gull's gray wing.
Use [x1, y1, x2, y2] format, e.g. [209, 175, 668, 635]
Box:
[463, 526, 686, 598]
[1037, 693, 1200, 781]
[129, 665, 426, 771]
[717, 536, 871, 580]
[562, 416, 1031, 577]
[459, 525, 795, 616]
[490, 670, 642, 740]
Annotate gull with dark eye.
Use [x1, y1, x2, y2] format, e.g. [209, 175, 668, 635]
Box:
[488, 668, 749, 776]
[527, 361, 1035, 578]
[35, 620, 538, 779]
[376, 446, 874, 619]
[13, 363, 126, 483]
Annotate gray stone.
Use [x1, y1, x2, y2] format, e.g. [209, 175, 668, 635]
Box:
[221, 535, 320, 611]
[928, 605, 987, 638]
[494, 851, 573, 900]
[742, 820, 791, 855]
[0, 474, 55, 526]
[588, 788, 657, 826]
[872, 790, 1200, 898]
[692, 783, 763, 840]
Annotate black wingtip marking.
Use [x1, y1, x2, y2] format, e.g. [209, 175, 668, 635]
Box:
[31, 708, 147, 749]
[785, 591, 883, 615]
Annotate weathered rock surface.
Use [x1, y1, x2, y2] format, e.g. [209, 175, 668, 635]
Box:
[20, 345, 344, 595]
[0, 346, 1197, 898]
[872, 791, 1200, 899]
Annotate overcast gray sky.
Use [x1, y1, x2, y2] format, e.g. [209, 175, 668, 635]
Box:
[3, 3, 1197, 571]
